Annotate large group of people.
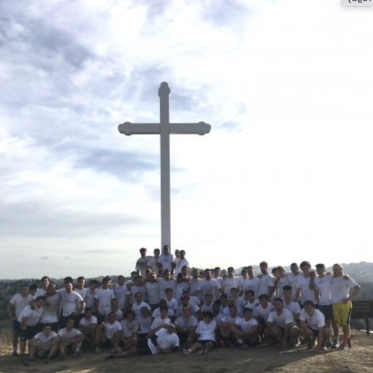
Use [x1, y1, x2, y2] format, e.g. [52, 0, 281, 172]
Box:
[7, 246, 361, 365]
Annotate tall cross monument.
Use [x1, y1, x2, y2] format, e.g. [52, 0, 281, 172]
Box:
[118, 82, 211, 251]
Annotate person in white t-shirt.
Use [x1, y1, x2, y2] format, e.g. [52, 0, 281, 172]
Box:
[243, 289, 259, 310]
[78, 308, 98, 348]
[219, 305, 239, 344]
[147, 248, 161, 274]
[145, 272, 161, 310]
[17, 296, 45, 356]
[7, 284, 34, 356]
[94, 277, 115, 322]
[282, 286, 301, 325]
[107, 323, 179, 360]
[331, 263, 360, 350]
[136, 248, 152, 279]
[24, 324, 59, 365]
[266, 298, 299, 349]
[230, 307, 260, 348]
[84, 280, 99, 313]
[223, 267, 240, 296]
[113, 275, 130, 311]
[257, 261, 275, 300]
[183, 311, 217, 355]
[300, 301, 331, 351]
[40, 284, 61, 332]
[157, 245, 174, 273]
[149, 306, 171, 336]
[74, 276, 88, 300]
[253, 294, 273, 331]
[34, 276, 50, 298]
[58, 318, 85, 358]
[136, 307, 153, 336]
[95, 312, 122, 353]
[120, 310, 139, 351]
[173, 250, 190, 276]
[175, 305, 198, 347]
[131, 292, 151, 317]
[245, 266, 261, 300]
[295, 261, 317, 306]
[59, 277, 85, 327]
[274, 266, 290, 298]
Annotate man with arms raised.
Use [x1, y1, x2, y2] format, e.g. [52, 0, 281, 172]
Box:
[331, 263, 360, 350]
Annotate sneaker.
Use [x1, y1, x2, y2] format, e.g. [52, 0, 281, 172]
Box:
[74, 350, 82, 357]
[307, 338, 316, 350]
[331, 340, 339, 349]
[326, 339, 333, 348]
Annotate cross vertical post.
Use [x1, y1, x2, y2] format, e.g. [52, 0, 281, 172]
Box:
[118, 82, 211, 252]
[159, 83, 171, 250]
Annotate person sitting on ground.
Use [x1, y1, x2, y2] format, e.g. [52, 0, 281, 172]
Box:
[58, 317, 85, 358]
[137, 306, 153, 338]
[183, 311, 217, 356]
[230, 307, 260, 349]
[106, 323, 179, 360]
[24, 324, 59, 365]
[149, 306, 171, 337]
[219, 305, 239, 346]
[299, 300, 331, 352]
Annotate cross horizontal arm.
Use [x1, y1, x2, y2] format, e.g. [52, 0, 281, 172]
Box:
[118, 121, 211, 136]
[118, 122, 160, 135]
[170, 122, 211, 135]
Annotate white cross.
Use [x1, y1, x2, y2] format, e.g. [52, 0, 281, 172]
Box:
[118, 82, 211, 251]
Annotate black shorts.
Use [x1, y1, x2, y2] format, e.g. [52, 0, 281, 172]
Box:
[199, 340, 215, 348]
[318, 305, 333, 322]
[136, 338, 152, 356]
[19, 326, 38, 342]
[13, 320, 21, 334]
[309, 326, 325, 337]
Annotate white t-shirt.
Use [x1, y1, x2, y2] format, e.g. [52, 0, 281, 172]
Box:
[174, 258, 189, 276]
[84, 289, 96, 311]
[287, 272, 301, 299]
[283, 300, 301, 317]
[17, 305, 43, 327]
[145, 281, 161, 305]
[41, 292, 61, 323]
[253, 303, 273, 322]
[258, 274, 274, 298]
[121, 319, 139, 338]
[158, 279, 176, 300]
[221, 314, 239, 324]
[147, 328, 179, 354]
[58, 327, 82, 343]
[300, 309, 325, 330]
[94, 287, 115, 315]
[131, 301, 151, 317]
[136, 256, 152, 278]
[152, 307, 174, 319]
[151, 316, 171, 330]
[79, 315, 98, 328]
[59, 289, 84, 317]
[105, 309, 123, 321]
[175, 315, 198, 329]
[157, 254, 174, 272]
[136, 315, 152, 333]
[74, 287, 88, 300]
[331, 276, 359, 304]
[114, 284, 130, 310]
[276, 275, 290, 298]
[190, 278, 201, 299]
[243, 277, 261, 299]
[166, 298, 178, 313]
[34, 288, 47, 298]
[196, 320, 217, 341]
[176, 303, 199, 317]
[267, 308, 294, 328]
[147, 256, 160, 273]
[104, 320, 122, 340]
[235, 317, 258, 332]
[199, 279, 221, 301]
[244, 299, 259, 310]
[314, 275, 333, 305]
[34, 331, 58, 350]
[296, 275, 316, 305]
[223, 276, 240, 296]
[10, 294, 34, 318]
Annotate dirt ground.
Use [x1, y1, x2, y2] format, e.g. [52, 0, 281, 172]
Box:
[0, 331, 372, 373]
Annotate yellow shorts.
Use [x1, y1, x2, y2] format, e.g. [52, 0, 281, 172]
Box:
[332, 301, 352, 325]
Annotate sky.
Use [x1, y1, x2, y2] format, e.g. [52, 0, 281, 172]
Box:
[1, 0, 373, 279]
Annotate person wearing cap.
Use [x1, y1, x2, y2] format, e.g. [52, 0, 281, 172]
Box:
[105, 323, 179, 359]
